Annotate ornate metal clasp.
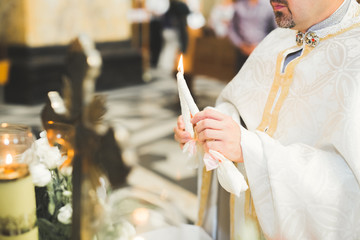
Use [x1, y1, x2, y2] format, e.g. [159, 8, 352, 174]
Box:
[296, 31, 320, 47]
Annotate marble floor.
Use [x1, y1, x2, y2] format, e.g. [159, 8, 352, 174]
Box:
[0, 70, 227, 224]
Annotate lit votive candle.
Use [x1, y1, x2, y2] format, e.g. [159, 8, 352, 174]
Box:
[0, 160, 38, 240]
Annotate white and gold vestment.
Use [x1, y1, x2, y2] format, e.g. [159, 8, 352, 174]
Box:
[197, 0, 360, 239]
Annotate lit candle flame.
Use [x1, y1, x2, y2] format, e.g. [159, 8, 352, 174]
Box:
[177, 54, 184, 74]
[5, 154, 13, 164]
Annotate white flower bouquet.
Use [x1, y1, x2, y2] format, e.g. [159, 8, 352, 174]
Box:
[21, 129, 183, 239]
[22, 131, 73, 240]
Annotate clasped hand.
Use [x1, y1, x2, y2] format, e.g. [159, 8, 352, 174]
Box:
[174, 108, 243, 163]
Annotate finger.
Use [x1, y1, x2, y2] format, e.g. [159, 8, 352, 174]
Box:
[204, 140, 243, 163]
[174, 129, 190, 142]
[203, 140, 223, 153]
[197, 129, 225, 142]
[195, 118, 223, 133]
[177, 115, 185, 129]
[191, 108, 225, 125]
[174, 133, 190, 144]
[174, 127, 191, 143]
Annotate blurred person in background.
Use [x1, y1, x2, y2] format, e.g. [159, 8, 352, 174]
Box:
[207, 0, 235, 38]
[228, 0, 276, 69]
[149, 0, 190, 76]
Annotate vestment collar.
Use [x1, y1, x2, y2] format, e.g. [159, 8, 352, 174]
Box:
[295, 0, 359, 47]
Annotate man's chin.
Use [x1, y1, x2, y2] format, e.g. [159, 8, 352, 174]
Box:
[275, 12, 295, 28]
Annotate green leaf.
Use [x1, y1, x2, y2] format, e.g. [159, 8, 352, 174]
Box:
[38, 218, 71, 240]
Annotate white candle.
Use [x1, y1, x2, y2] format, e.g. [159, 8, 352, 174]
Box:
[176, 55, 199, 138]
[0, 161, 38, 240]
[176, 55, 199, 115]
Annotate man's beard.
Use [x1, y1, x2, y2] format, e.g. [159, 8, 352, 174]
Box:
[271, 0, 296, 28]
[274, 11, 296, 28]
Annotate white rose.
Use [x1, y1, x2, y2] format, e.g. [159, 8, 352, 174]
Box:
[34, 133, 64, 169]
[57, 203, 72, 224]
[62, 190, 72, 197]
[29, 163, 52, 187]
[21, 145, 38, 165]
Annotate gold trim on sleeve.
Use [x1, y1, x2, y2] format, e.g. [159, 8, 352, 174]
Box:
[196, 167, 213, 226]
[230, 193, 235, 240]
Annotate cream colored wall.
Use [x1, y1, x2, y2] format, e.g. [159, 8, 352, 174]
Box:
[0, 0, 26, 45]
[0, 0, 132, 47]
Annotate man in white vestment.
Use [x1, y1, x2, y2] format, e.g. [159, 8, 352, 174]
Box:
[174, 0, 360, 239]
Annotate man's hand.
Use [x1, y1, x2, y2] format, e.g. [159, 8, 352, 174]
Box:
[174, 115, 192, 149]
[191, 108, 243, 162]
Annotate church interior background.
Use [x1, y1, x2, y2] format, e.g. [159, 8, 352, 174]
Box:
[0, 0, 239, 239]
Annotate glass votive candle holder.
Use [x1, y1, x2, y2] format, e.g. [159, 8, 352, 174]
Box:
[0, 123, 38, 239]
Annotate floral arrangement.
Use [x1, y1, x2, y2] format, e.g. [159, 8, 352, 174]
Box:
[20, 128, 180, 239]
[21, 130, 138, 240]
[22, 131, 73, 240]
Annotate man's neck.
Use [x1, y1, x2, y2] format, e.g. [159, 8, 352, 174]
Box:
[307, 0, 350, 32]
